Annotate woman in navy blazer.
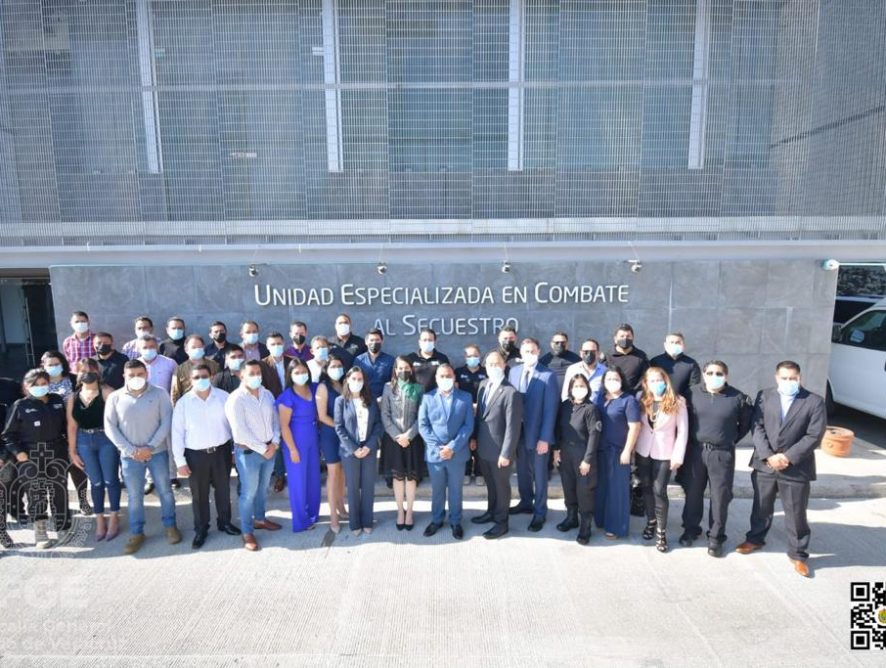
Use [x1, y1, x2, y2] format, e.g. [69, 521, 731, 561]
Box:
[334, 367, 384, 536]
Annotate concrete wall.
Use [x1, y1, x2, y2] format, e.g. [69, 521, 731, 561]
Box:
[48, 258, 837, 397]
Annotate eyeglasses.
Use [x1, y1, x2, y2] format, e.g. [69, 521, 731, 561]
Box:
[704, 371, 725, 377]
[580, 350, 597, 355]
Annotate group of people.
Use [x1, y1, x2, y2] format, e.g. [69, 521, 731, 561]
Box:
[0, 311, 826, 576]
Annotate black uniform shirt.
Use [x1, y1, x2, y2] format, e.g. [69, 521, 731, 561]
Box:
[605, 346, 649, 391]
[94, 350, 129, 390]
[405, 350, 450, 392]
[159, 338, 188, 364]
[540, 350, 581, 390]
[554, 400, 602, 464]
[454, 365, 487, 402]
[649, 352, 702, 399]
[2, 394, 68, 456]
[686, 383, 753, 447]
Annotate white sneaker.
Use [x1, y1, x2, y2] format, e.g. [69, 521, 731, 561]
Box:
[34, 520, 52, 549]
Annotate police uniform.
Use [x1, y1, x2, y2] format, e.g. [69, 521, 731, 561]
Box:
[405, 350, 450, 392]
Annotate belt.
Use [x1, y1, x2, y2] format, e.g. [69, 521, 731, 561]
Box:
[81, 428, 104, 434]
[187, 444, 227, 455]
[701, 442, 732, 451]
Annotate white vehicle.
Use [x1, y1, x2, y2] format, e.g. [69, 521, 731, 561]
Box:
[829, 298, 886, 419]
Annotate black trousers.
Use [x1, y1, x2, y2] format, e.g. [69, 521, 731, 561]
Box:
[559, 447, 596, 515]
[636, 455, 672, 531]
[479, 456, 510, 526]
[464, 448, 481, 477]
[184, 444, 233, 533]
[18, 441, 71, 527]
[682, 445, 735, 544]
[746, 470, 811, 561]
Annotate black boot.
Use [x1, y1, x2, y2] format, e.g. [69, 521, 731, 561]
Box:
[0, 526, 13, 549]
[576, 514, 592, 545]
[556, 508, 579, 532]
[78, 489, 93, 516]
[656, 529, 668, 553]
[642, 518, 657, 540]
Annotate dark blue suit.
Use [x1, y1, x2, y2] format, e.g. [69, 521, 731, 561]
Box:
[334, 396, 384, 531]
[508, 362, 559, 519]
[419, 388, 474, 526]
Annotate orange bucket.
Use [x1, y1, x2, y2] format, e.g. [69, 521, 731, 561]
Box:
[821, 426, 854, 457]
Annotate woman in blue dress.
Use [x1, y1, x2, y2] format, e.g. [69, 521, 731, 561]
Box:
[594, 366, 641, 539]
[277, 359, 321, 532]
[315, 354, 348, 533]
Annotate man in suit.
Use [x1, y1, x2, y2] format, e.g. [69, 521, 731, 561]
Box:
[736, 360, 826, 577]
[418, 364, 475, 540]
[508, 338, 560, 531]
[471, 351, 523, 539]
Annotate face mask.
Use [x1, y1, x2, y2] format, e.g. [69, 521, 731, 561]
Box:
[45, 364, 63, 377]
[336, 323, 350, 337]
[328, 367, 344, 381]
[649, 380, 667, 397]
[604, 379, 623, 394]
[96, 344, 112, 356]
[419, 341, 435, 354]
[667, 344, 683, 357]
[706, 375, 726, 391]
[192, 378, 211, 392]
[571, 387, 589, 401]
[522, 353, 538, 367]
[315, 347, 329, 362]
[777, 379, 800, 397]
[73, 322, 89, 334]
[211, 332, 227, 343]
[136, 329, 151, 339]
[127, 377, 147, 392]
[396, 371, 410, 383]
[581, 352, 597, 366]
[227, 358, 244, 371]
[168, 328, 184, 341]
[465, 356, 480, 369]
[348, 379, 364, 393]
[79, 372, 99, 385]
[501, 340, 516, 353]
[486, 367, 505, 382]
[269, 344, 284, 358]
[292, 334, 306, 345]
[245, 375, 263, 390]
[616, 337, 632, 350]
[28, 385, 50, 398]
[437, 377, 455, 392]
[367, 342, 381, 354]
[188, 348, 205, 361]
[292, 373, 310, 386]
[243, 333, 259, 346]
[551, 342, 565, 355]
[141, 348, 158, 362]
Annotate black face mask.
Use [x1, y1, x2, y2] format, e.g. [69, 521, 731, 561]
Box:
[368, 342, 381, 354]
[502, 340, 516, 353]
[212, 332, 227, 343]
[551, 342, 565, 355]
[292, 334, 306, 345]
[79, 372, 99, 385]
[616, 337, 632, 350]
[581, 352, 597, 365]
[96, 344, 112, 355]
[396, 371, 410, 382]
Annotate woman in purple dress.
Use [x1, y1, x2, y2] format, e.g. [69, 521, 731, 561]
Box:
[276, 360, 321, 532]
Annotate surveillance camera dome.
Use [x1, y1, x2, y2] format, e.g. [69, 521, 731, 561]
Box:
[248, 264, 258, 278]
[822, 259, 840, 271]
[629, 261, 643, 273]
[377, 262, 387, 275]
[501, 261, 511, 273]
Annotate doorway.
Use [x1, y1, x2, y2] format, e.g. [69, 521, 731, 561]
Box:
[0, 277, 57, 381]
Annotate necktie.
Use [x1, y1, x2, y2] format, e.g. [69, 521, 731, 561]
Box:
[520, 368, 531, 393]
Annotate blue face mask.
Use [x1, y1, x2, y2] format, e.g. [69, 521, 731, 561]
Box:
[777, 379, 800, 397]
[649, 380, 667, 397]
[29, 385, 50, 398]
[328, 367, 344, 381]
[168, 328, 184, 341]
[465, 356, 480, 368]
[188, 348, 205, 361]
[420, 341, 435, 354]
[141, 349, 158, 362]
[192, 378, 211, 392]
[45, 365, 63, 378]
[243, 333, 259, 346]
[245, 375, 263, 390]
[227, 358, 244, 371]
[316, 347, 329, 361]
[269, 344, 284, 358]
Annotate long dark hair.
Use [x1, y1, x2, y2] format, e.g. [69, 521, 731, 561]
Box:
[319, 352, 346, 390]
[285, 359, 310, 390]
[40, 350, 70, 377]
[342, 367, 373, 406]
[566, 373, 590, 403]
[74, 358, 104, 392]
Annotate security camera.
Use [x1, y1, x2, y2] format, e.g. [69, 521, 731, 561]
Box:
[248, 264, 258, 278]
[377, 262, 387, 275]
[501, 261, 511, 274]
[629, 260, 643, 273]
[821, 259, 840, 271]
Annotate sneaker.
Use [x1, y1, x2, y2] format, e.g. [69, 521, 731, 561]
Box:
[34, 520, 52, 549]
[166, 526, 182, 545]
[123, 534, 146, 554]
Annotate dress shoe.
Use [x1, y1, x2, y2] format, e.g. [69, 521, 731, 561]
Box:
[243, 533, 259, 551]
[192, 531, 208, 549]
[451, 524, 464, 540]
[471, 512, 494, 524]
[272, 475, 286, 493]
[423, 522, 443, 537]
[217, 523, 242, 536]
[556, 509, 579, 532]
[170, 478, 181, 490]
[483, 524, 508, 539]
[254, 519, 282, 531]
[123, 533, 145, 554]
[509, 504, 533, 516]
[404, 523, 414, 531]
[576, 514, 592, 545]
[707, 543, 724, 558]
[396, 523, 405, 531]
[166, 526, 182, 545]
[735, 541, 763, 555]
[679, 532, 698, 547]
[791, 559, 811, 577]
[475, 476, 484, 487]
[143, 482, 155, 495]
[528, 517, 545, 532]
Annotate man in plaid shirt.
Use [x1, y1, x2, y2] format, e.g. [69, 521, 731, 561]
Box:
[62, 310, 94, 367]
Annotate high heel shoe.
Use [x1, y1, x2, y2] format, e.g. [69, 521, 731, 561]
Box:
[656, 529, 669, 553]
[642, 519, 657, 541]
[330, 523, 340, 535]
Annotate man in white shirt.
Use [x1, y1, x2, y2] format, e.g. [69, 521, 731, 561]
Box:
[138, 335, 177, 395]
[172, 362, 241, 549]
[225, 360, 282, 551]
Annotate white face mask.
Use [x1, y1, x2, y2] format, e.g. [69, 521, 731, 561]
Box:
[73, 322, 89, 334]
[666, 343, 683, 357]
[245, 375, 263, 390]
[336, 323, 351, 337]
[437, 377, 455, 392]
[348, 379, 364, 393]
[486, 367, 505, 382]
[521, 353, 538, 367]
[292, 373, 310, 386]
[777, 379, 800, 397]
[243, 332, 259, 346]
[328, 367, 344, 381]
[419, 340, 435, 354]
[571, 387, 589, 401]
[127, 377, 147, 392]
[604, 379, 623, 394]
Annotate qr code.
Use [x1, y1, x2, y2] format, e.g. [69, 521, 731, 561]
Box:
[850, 582, 886, 650]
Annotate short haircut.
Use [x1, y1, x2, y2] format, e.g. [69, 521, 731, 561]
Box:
[210, 321, 227, 330]
[225, 344, 244, 355]
[124, 360, 146, 372]
[552, 331, 569, 340]
[521, 337, 540, 349]
[336, 313, 352, 322]
[614, 323, 634, 336]
[484, 350, 505, 365]
[436, 363, 455, 375]
[24, 368, 50, 386]
[499, 325, 517, 335]
[703, 360, 729, 375]
[71, 311, 89, 320]
[464, 343, 481, 354]
[240, 320, 259, 331]
[311, 335, 329, 347]
[419, 327, 436, 340]
[190, 362, 212, 375]
[367, 328, 384, 339]
[94, 331, 113, 340]
[581, 338, 601, 350]
[666, 332, 685, 341]
[140, 335, 158, 346]
[266, 331, 285, 341]
[167, 316, 185, 327]
[135, 316, 153, 327]
[776, 360, 801, 373]
[290, 320, 307, 330]
[185, 334, 205, 347]
[243, 360, 263, 372]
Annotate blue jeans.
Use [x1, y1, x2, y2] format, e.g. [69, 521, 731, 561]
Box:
[121, 451, 176, 535]
[235, 447, 275, 534]
[76, 430, 121, 514]
[428, 457, 465, 525]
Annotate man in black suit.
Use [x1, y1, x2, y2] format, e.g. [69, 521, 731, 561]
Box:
[735, 360, 826, 577]
[470, 351, 523, 539]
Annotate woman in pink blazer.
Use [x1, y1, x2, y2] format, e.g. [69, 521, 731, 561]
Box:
[636, 367, 688, 552]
